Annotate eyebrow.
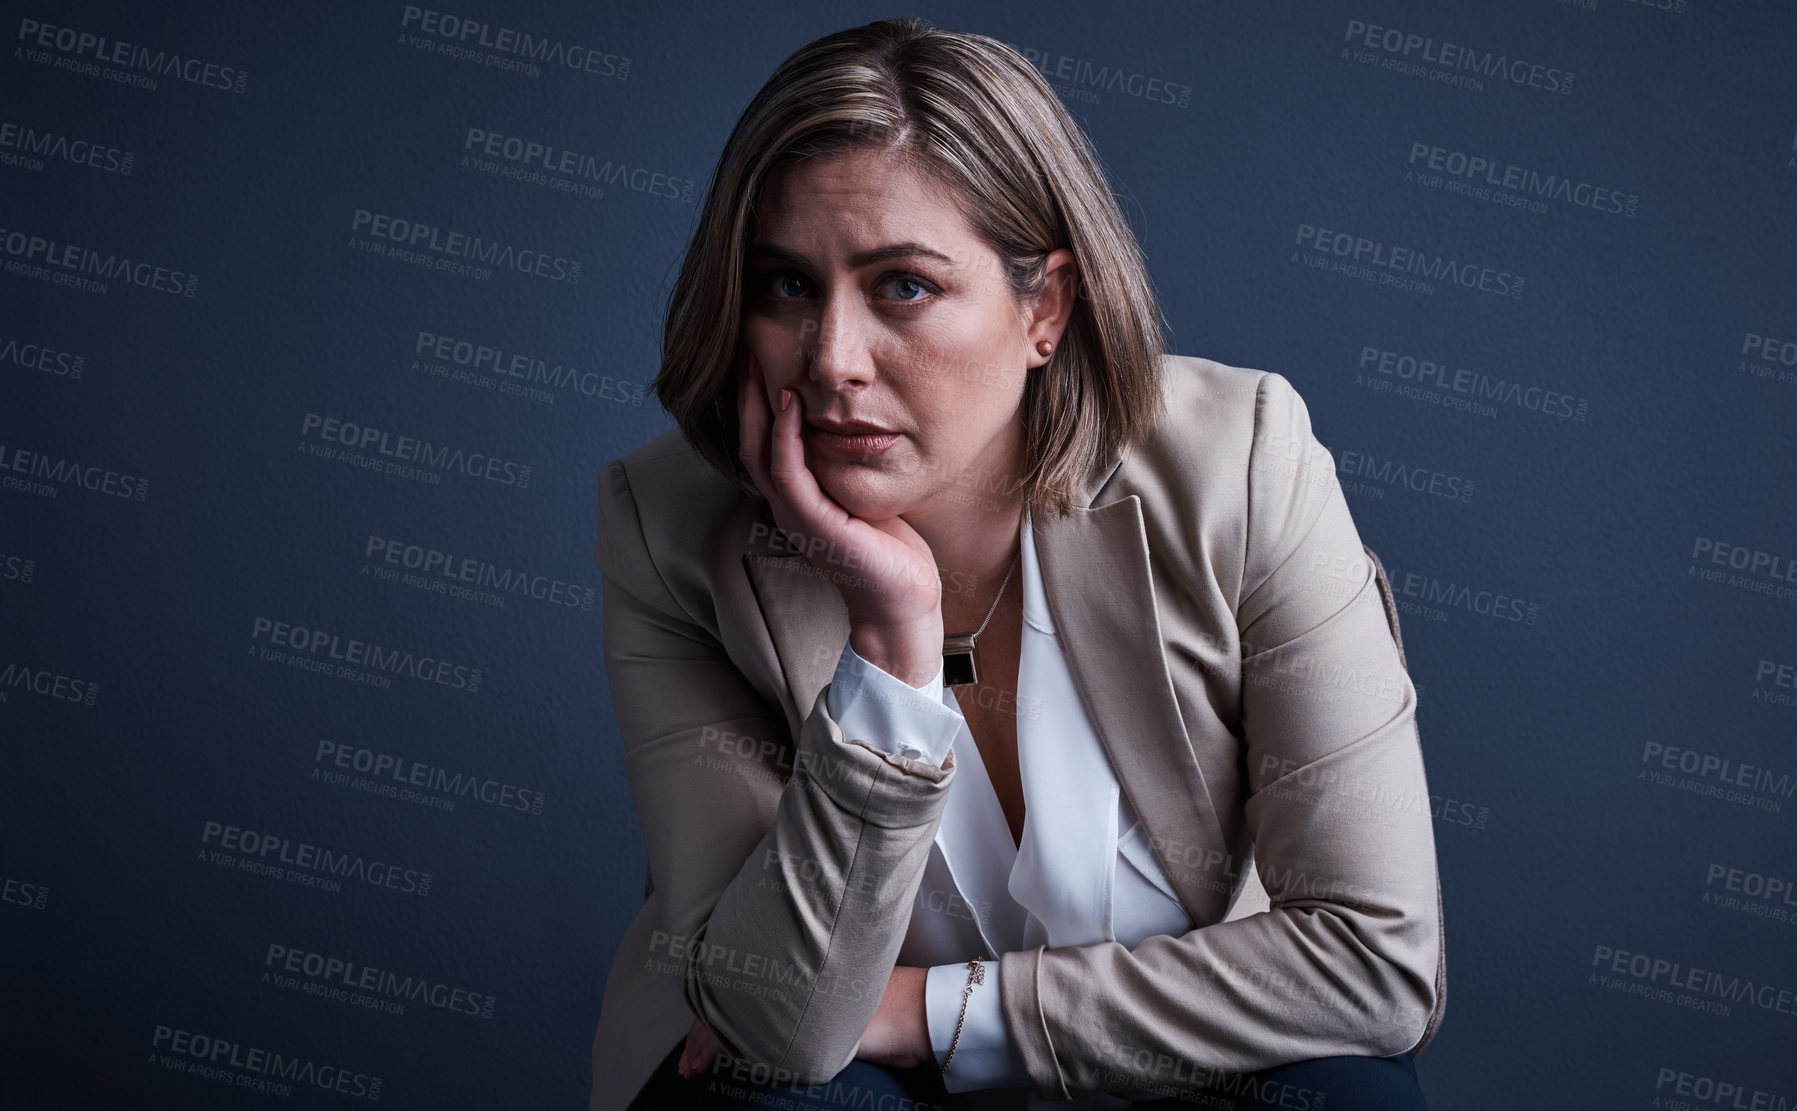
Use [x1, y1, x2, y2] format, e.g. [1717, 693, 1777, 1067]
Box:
[746, 242, 955, 269]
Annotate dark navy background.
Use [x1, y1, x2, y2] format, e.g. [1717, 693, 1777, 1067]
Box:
[4, 1, 1794, 1107]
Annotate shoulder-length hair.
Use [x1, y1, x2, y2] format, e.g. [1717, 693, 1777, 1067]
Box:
[654, 16, 1167, 519]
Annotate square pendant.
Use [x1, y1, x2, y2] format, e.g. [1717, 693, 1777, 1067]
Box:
[942, 634, 978, 686]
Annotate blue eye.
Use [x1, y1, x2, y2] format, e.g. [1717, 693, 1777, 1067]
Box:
[883, 274, 937, 303]
[888, 276, 928, 301]
[766, 272, 809, 299]
[753, 269, 937, 305]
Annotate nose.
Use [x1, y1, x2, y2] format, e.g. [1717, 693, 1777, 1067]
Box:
[803, 290, 875, 391]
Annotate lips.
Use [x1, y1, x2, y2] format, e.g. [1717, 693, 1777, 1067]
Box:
[805, 417, 896, 435]
[801, 417, 900, 455]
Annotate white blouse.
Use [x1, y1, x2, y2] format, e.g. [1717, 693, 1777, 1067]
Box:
[825, 510, 1196, 1108]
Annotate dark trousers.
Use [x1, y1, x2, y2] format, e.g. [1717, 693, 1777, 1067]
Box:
[627, 1035, 1428, 1110]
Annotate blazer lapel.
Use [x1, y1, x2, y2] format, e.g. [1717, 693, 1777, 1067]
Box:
[1030, 496, 1233, 926]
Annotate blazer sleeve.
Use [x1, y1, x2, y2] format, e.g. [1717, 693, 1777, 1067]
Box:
[594, 457, 960, 1085]
[994, 371, 1442, 1099]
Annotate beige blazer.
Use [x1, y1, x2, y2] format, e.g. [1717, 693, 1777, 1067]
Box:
[587, 354, 1445, 1109]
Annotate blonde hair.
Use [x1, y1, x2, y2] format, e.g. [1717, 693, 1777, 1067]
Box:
[654, 16, 1167, 518]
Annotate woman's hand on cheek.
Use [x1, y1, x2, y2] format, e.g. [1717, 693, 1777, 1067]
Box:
[736, 351, 945, 683]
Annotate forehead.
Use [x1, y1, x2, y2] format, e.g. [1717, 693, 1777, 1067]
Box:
[753, 149, 980, 254]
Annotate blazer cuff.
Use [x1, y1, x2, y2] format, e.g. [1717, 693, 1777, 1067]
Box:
[825, 635, 963, 767]
[997, 945, 1070, 1098]
[927, 959, 1031, 1092]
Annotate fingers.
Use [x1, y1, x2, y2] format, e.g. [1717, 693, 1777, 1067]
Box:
[737, 351, 847, 549]
[676, 1018, 722, 1081]
[695, 1030, 721, 1071]
[764, 374, 843, 536]
[676, 1020, 699, 1078]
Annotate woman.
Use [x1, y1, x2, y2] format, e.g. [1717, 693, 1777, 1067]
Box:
[591, 17, 1443, 1111]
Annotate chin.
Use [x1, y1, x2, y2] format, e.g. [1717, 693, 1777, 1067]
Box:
[815, 467, 916, 522]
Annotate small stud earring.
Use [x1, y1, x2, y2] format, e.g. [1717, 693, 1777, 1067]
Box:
[1036, 340, 1054, 357]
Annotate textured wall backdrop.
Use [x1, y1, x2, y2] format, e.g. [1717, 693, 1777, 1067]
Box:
[4, 0, 1795, 1107]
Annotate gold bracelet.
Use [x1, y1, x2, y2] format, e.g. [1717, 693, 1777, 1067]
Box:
[941, 954, 988, 1074]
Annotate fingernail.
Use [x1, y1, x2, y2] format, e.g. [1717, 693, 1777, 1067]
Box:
[780, 388, 793, 412]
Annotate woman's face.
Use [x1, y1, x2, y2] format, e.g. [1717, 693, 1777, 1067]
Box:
[741, 147, 1068, 523]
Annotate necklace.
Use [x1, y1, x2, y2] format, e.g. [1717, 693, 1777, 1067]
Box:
[942, 551, 1021, 687]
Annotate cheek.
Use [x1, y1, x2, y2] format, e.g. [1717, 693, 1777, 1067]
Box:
[744, 312, 812, 357]
[925, 313, 1024, 394]
[918, 349, 1026, 437]
[907, 399, 1010, 477]
[740, 318, 805, 396]
[740, 318, 779, 364]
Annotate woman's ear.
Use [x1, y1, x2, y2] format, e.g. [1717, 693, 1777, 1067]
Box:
[1025, 248, 1078, 367]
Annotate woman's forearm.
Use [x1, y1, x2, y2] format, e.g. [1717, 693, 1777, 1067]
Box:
[681, 684, 956, 1085]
